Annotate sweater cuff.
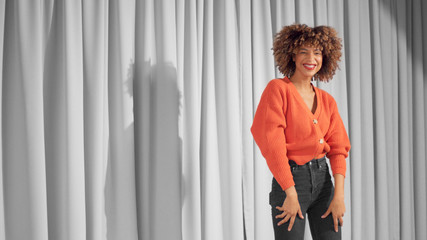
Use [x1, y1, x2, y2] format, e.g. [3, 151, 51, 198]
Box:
[329, 154, 347, 178]
[277, 177, 295, 191]
[270, 162, 295, 191]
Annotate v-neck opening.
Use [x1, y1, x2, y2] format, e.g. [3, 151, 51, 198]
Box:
[283, 77, 320, 118]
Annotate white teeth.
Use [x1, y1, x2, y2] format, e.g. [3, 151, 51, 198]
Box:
[303, 64, 316, 68]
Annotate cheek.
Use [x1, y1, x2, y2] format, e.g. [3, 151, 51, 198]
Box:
[317, 57, 323, 67]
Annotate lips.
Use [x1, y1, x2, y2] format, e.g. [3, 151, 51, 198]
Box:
[303, 64, 316, 70]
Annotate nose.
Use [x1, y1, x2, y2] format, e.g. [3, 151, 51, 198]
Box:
[306, 51, 320, 61]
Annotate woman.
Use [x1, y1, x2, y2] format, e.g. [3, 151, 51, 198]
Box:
[251, 24, 351, 240]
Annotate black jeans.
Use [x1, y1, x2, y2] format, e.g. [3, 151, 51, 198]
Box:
[269, 157, 341, 240]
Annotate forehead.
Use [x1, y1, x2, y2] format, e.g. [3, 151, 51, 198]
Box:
[297, 44, 322, 51]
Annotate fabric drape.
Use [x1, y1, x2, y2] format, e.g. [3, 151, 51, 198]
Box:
[1, 0, 426, 240]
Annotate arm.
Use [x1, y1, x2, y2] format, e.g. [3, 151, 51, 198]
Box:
[333, 173, 345, 199]
[322, 98, 350, 231]
[251, 81, 303, 230]
[321, 174, 345, 232]
[324, 98, 351, 177]
[251, 81, 294, 190]
[275, 186, 304, 231]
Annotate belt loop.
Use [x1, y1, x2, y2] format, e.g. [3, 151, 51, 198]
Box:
[316, 157, 323, 168]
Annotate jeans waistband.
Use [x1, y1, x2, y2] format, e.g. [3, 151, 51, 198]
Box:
[288, 156, 326, 168]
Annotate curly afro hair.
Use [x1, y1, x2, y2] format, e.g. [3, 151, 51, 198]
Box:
[273, 24, 342, 82]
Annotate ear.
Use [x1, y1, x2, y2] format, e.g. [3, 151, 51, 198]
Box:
[292, 53, 296, 62]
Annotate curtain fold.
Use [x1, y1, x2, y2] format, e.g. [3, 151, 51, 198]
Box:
[0, 0, 5, 238]
[81, 1, 109, 239]
[43, 0, 87, 238]
[106, 0, 139, 239]
[1, 0, 426, 240]
[238, 0, 255, 240]
[134, 0, 156, 239]
[410, 1, 427, 240]
[250, 1, 275, 239]
[176, 0, 202, 238]
[3, 1, 48, 239]
[199, 1, 224, 239]
[369, 0, 398, 238]
[344, 0, 377, 239]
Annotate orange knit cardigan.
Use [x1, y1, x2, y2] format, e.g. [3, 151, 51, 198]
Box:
[251, 77, 351, 191]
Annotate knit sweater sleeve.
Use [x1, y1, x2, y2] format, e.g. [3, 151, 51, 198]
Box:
[325, 98, 351, 177]
[251, 81, 294, 190]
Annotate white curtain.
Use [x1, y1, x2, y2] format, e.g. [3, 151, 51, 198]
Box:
[0, 0, 426, 240]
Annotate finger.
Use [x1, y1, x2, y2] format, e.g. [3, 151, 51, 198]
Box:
[277, 214, 290, 226]
[275, 206, 284, 211]
[321, 208, 331, 219]
[283, 214, 291, 223]
[275, 211, 286, 219]
[278, 215, 289, 226]
[298, 208, 304, 219]
[288, 216, 296, 231]
[339, 216, 344, 226]
[333, 215, 338, 232]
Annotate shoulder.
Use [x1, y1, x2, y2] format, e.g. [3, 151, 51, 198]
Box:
[315, 87, 340, 114]
[265, 78, 292, 93]
[260, 79, 292, 105]
[316, 87, 337, 105]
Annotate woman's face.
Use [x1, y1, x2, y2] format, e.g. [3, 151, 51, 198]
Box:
[292, 45, 323, 79]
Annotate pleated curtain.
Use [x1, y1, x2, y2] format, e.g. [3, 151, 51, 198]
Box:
[0, 0, 426, 240]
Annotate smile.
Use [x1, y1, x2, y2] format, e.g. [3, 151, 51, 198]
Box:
[303, 64, 316, 70]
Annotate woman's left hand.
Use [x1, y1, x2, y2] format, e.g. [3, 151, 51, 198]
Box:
[321, 197, 345, 232]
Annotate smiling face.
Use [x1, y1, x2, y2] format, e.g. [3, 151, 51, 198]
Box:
[292, 45, 323, 79]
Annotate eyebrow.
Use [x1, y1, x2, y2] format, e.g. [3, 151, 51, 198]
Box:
[299, 48, 322, 52]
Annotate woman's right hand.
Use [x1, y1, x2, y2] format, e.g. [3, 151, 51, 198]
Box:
[275, 186, 304, 231]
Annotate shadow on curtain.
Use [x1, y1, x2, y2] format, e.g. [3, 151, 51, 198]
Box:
[0, 0, 426, 240]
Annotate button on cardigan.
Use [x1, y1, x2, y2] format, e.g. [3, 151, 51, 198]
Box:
[251, 77, 351, 191]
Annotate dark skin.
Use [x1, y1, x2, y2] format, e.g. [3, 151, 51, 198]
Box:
[275, 45, 345, 232]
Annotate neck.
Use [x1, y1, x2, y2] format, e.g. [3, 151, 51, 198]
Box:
[289, 74, 313, 91]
